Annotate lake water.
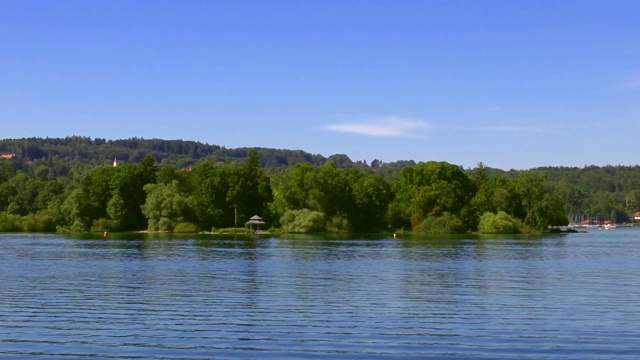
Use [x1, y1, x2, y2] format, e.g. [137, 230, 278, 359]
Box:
[1, 229, 640, 359]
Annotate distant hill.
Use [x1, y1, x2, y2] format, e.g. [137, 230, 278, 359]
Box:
[9, 136, 634, 186]
[0, 136, 393, 170]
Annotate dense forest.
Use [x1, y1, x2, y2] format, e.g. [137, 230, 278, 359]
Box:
[0, 136, 357, 169]
[0, 136, 638, 234]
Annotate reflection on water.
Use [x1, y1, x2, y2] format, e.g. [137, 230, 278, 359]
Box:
[1, 230, 640, 359]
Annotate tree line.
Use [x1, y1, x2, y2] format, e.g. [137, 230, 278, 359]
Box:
[0, 151, 562, 234]
[1, 137, 639, 234]
[0, 136, 338, 169]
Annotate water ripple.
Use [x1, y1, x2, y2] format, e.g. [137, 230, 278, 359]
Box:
[1, 231, 640, 358]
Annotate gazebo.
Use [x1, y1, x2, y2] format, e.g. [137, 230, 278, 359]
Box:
[245, 215, 266, 232]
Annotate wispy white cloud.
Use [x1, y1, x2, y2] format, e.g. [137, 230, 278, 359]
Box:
[325, 117, 432, 137]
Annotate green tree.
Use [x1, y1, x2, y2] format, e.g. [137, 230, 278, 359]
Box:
[514, 171, 567, 229]
[0, 160, 15, 183]
[193, 163, 231, 229]
[142, 180, 197, 231]
[87, 166, 116, 221]
[0, 212, 23, 232]
[226, 151, 273, 225]
[271, 162, 321, 218]
[351, 174, 392, 232]
[492, 176, 521, 216]
[34, 180, 65, 212]
[470, 162, 495, 216]
[390, 161, 475, 231]
[478, 211, 520, 234]
[59, 188, 94, 232]
[139, 155, 159, 185]
[109, 164, 147, 230]
[157, 164, 191, 189]
[317, 162, 358, 219]
[414, 212, 466, 234]
[280, 208, 326, 233]
[0, 181, 17, 212]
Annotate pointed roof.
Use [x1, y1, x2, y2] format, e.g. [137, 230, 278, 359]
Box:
[246, 215, 265, 225]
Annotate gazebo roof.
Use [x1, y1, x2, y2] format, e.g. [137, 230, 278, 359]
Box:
[246, 215, 265, 225]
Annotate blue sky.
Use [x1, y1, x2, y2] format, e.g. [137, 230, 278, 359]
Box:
[1, 0, 639, 170]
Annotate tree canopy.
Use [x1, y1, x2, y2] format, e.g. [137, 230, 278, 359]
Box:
[1, 137, 638, 234]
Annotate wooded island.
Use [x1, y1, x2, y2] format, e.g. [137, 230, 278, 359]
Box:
[0, 137, 636, 234]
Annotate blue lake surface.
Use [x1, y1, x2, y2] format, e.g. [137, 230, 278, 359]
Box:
[1, 229, 640, 359]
